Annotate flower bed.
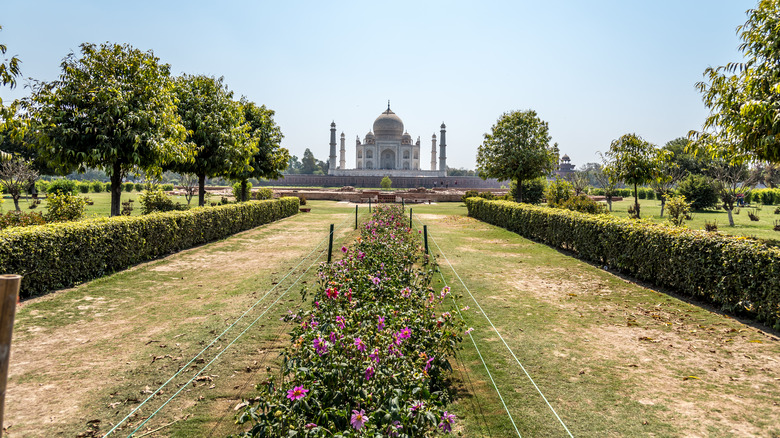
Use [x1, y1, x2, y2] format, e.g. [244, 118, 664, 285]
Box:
[237, 205, 463, 436]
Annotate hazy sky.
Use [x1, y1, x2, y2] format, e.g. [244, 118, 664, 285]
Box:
[0, 0, 757, 171]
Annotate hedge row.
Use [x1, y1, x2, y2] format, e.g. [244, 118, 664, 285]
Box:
[0, 197, 299, 297]
[465, 197, 780, 329]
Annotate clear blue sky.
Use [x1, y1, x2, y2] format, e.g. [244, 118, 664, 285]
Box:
[0, 0, 757, 171]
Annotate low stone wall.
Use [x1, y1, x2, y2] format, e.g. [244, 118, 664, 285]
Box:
[275, 188, 503, 203]
[257, 174, 504, 189]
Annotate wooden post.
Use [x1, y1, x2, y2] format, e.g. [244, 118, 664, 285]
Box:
[423, 225, 429, 255]
[0, 274, 21, 437]
[327, 224, 334, 263]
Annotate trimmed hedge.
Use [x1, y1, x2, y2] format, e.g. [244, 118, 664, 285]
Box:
[465, 197, 780, 329]
[0, 197, 299, 297]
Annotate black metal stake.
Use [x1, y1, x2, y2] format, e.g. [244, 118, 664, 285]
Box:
[355, 205, 358, 230]
[423, 225, 429, 255]
[327, 224, 334, 263]
[409, 208, 413, 229]
[368, 199, 371, 213]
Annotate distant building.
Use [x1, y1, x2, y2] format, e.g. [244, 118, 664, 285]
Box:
[556, 154, 575, 177]
[328, 103, 447, 177]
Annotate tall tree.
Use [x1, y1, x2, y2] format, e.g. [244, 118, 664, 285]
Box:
[476, 109, 558, 202]
[169, 75, 253, 206]
[29, 42, 189, 216]
[693, 0, 780, 162]
[649, 160, 685, 218]
[663, 137, 711, 175]
[0, 159, 37, 211]
[229, 99, 289, 202]
[300, 148, 318, 174]
[604, 133, 671, 218]
[697, 140, 760, 226]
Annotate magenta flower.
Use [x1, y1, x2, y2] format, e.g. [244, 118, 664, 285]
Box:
[357, 251, 365, 260]
[336, 315, 346, 329]
[341, 245, 348, 253]
[370, 347, 380, 362]
[439, 411, 456, 432]
[377, 316, 385, 331]
[440, 286, 450, 299]
[410, 401, 425, 413]
[286, 385, 309, 400]
[313, 337, 328, 355]
[365, 366, 375, 380]
[465, 327, 474, 335]
[371, 277, 381, 286]
[305, 423, 317, 430]
[354, 337, 366, 352]
[326, 288, 339, 299]
[350, 409, 368, 430]
[329, 331, 337, 343]
[399, 326, 411, 339]
[400, 287, 411, 298]
[425, 356, 435, 372]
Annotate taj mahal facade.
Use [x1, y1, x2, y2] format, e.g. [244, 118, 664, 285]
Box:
[328, 104, 448, 177]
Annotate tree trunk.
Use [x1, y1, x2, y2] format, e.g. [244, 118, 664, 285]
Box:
[517, 179, 523, 203]
[726, 207, 735, 227]
[634, 183, 640, 219]
[241, 180, 248, 202]
[110, 162, 122, 217]
[607, 197, 612, 212]
[12, 196, 20, 212]
[198, 173, 206, 207]
[659, 198, 666, 218]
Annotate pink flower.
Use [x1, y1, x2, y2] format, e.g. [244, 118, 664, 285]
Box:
[341, 245, 348, 253]
[365, 366, 374, 380]
[329, 331, 337, 343]
[371, 277, 381, 286]
[354, 337, 366, 352]
[357, 251, 365, 260]
[313, 337, 328, 355]
[377, 316, 385, 331]
[326, 288, 339, 299]
[400, 287, 411, 298]
[410, 401, 425, 413]
[465, 327, 474, 335]
[305, 423, 317, 429]
[399, 326, 411, 339]
[440, 286, 450, 299]
[370, 347, 380, 363]
[425, 356, 435, 372]
[336, 316, 346, 329]
[286, 385, 309, 400]
[439, 411, 456, 432]
[350, 409, 368, 430]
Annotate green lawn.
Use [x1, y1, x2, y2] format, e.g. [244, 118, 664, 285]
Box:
[601, 197, 780, 242]
[1, 191, 197, 217]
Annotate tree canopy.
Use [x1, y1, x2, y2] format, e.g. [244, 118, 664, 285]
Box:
[168, 74, 253, 206]
[694, 0, 780, 162]
[476, 109, 558, 202]
[228, 99, 288, 201]
[29, 42, 189, 216]
[604, 133, 671, 218]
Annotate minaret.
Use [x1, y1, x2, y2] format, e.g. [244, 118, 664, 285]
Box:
[431, 133, 438, 171]
[339, 133, 346, 170]
[439, 123, 447, 174]
[328, 121, 337, 175]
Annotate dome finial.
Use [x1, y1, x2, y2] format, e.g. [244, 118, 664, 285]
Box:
[387, 100, 391, 111]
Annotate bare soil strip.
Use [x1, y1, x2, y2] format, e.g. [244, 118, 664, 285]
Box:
[5, 202, 357, 437]
[419, 212, 780, 438]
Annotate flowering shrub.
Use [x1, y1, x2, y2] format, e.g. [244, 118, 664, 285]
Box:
[237, 205, 464, 436]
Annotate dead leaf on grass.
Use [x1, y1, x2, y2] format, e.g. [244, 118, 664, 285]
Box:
[683, 376, 700, 381]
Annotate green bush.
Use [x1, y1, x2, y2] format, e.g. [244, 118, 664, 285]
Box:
[666, 194, 692, 227]
[298, 195, 307, 206]
[509, 177, 546, 204]
[462, 190, 479, 202]
[90, 181, 105, 193]
[105, 182, 112, 192]
[381, 176, 392, 189]
[646, 189, 656, 200]
[161, 183, 174, 191]
[124, 182, 135, 192]
[254, 187, 273, 200]
[138, 188, 187, 214]
[35, 180, 50, 194]
[556, 194, 608, 215]
[544, 178, 573, 206]
[465, 197, 780, 329]
[134, 182, 145, 192]
[232, 181, 253, 202]
[47, 179, 77, 195]
[0, 197, 300, 297]
[0, 211, 47, 229]
[677, 174, 719, 210]
[637, 188, 647, 199]
[76, 181, 90, 193]
[753, 188, 779, 205]
[590, 188, 605, 196]
[45, 193, 87, 222]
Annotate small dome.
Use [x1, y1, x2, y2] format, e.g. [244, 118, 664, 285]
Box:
[331, 121, 336, 127]
[373, 107, 404, 140]
[432, 133, 437, 138]
[440, 122, 446, 129]
[561, 154, 570, 161]
[402, 131, 412, 139]
[365, 131, 375, 138]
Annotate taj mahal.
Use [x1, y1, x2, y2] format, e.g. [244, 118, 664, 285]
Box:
[328, 103, 447, 177]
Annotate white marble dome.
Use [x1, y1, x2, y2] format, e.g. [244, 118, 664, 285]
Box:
[373, 108, 404, 140]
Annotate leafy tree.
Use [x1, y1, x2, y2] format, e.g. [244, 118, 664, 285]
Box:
[508, 177, 546, 204]
[285, 155, 302, 174]
[677, 174, 720, 210]
[663, 137, 711, 175]
[446, 167, 477, 177]
[754, 161, 780, 188]
[565, 170, 590, 196]
[476, 110, 558, 202]
[0, 159, 37, 210]
[380, 176, 392, 189]
[666, 194, 692, 227]
[603, 133, 670, 218]
[592, 164, 618, 212]
[693, 0, 780, 162]
[649, 161, 685, 218]
[179, 173, 198, 205]
[228, 99, 288, 202]
[29, 42, 189, 216]
[168, 75, 252, 206]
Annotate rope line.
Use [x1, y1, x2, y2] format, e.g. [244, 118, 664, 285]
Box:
[105, 210, 356, 437]
[415, 213, 574, 438]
